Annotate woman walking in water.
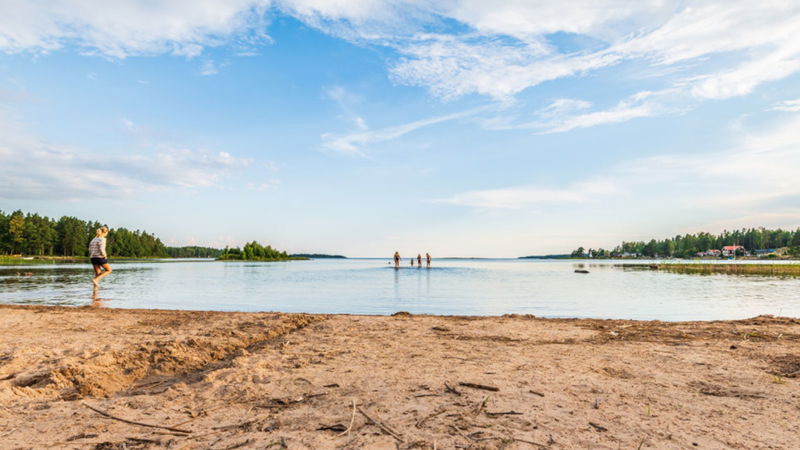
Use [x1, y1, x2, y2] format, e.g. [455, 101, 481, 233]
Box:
[417, 254, 422, 267]
[89, 226, 112, 286]
[393, 251, 401, 269]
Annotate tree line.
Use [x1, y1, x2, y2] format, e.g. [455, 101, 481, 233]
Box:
[571, 227, 800, 258]
[0, 209, 171, 257]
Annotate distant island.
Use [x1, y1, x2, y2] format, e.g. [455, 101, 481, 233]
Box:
[290, 253, 346, 259]
[216, 241, 303, 261]
[519, 254, 571, 259]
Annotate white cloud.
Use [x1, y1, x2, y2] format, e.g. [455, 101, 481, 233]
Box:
[285, 1, 800, 129]
[435, 178, 620, 209]
[201, 60, 219, 76]
[770, 99, 800, 112]
[247, 180, 281, 191]
[0, 110, 253, 200]
[0, 0, 271, 58]
[389, 35, 621, 100]
[2, 1, 800, 132]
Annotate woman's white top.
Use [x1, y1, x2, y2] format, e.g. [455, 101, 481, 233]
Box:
[88, 237, 107, 258]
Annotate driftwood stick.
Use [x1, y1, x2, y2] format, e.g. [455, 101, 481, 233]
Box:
[474, 395, 489, 415]
[357, 406, 404, 442]
[444, 382, 461, 396]
[338, 399, 357, 437]
[450, 424, 474, 442]
[473, 436, 548, 448]
[485, 411, 523, 416]
[459, 382, 499, 392]
[513, 437, 549, 448]
[416, 408, 447, 428]
[82, 403, 191, 434]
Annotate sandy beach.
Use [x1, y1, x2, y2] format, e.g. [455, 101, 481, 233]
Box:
[0, 305, 798, 449]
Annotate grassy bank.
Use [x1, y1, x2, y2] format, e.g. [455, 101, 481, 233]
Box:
[654, 263, 800, 276]
[0, 256, 80, 265]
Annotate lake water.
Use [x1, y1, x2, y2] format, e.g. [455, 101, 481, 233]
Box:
[1, 259, 799, 321]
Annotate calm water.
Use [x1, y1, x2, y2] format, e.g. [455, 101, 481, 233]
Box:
[1, 259, 799, 321]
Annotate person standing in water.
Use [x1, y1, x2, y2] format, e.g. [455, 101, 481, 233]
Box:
[393, 251, 401, 269]
[426, 252, 431, 267]
[417, 254, 422, 267]
[410, 257, 414, 267]
[89, 226, 112, 286]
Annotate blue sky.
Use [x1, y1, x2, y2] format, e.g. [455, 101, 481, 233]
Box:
[1, 1, 799, 256]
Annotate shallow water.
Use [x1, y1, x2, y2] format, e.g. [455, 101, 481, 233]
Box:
[1, 258, 799, 320]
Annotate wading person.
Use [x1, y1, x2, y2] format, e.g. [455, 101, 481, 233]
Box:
[417, 254, 422, 267]
[89, 226, 112, 286]
[394, 251, 401, 269]
[426, 252, 431, 267]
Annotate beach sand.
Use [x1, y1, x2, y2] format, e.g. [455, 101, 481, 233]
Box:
[0, 305, 798, 449]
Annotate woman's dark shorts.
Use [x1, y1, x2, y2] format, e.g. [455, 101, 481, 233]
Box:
[91, 257, 108, 266]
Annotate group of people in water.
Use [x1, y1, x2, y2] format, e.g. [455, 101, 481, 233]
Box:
[393, 251, 431, 269]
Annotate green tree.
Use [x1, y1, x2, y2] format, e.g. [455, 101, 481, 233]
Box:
[8, 210, 25, 254]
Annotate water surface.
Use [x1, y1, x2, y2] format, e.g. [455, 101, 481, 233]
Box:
[1, 258, 798, 320]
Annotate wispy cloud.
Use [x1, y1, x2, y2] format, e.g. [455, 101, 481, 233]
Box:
[200, 60, 219, 75]
[2, 1, 800, 135]
[481, 89, 687, 134]
[441, 114, 800, 218]
[322, 105, 490, 156]
[435, 178, 621, 209]
[0, 110, 252, 200]
[771, 99, 800, 112]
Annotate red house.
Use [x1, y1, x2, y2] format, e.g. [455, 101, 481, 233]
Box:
[721, 245, 745, 256]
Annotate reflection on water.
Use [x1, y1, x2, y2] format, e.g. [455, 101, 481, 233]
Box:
[1, 259, 799, 321]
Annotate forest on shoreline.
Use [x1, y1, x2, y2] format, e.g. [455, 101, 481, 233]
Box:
[0, 209, 287, 260]
[564, 227, 800, 259]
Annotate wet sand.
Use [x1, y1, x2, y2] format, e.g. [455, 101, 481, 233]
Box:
[0, 305, 798, 449]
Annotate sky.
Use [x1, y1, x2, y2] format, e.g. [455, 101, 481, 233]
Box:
[1, 1, 799, 257]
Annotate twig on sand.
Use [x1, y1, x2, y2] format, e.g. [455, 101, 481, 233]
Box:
[485, 411, 523, 417]
[338, 399, 357, 436]
[459, 382, 499, 392]
[444, 382, 461, 396]
[126, 437, 162, 445]
[416, 408, 448, 428]
[224, 439, 253, 449]
[82, 403, 191, 434]
[357, 406, 404, 442]
[450, 424, 473, 442]
[529, 390, 545, 397]
[473, 436, 548, 448]
[513, 437, 549, 448]
[589, 422, 608, 432]
[474, 395, 489, 415]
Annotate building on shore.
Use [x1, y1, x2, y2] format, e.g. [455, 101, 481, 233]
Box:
[721, 245, 746, 257]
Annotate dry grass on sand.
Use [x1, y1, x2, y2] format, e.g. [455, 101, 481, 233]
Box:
[1, 305, 799, 449]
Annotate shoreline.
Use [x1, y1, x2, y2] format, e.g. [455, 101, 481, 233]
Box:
[1, 305, 798, 448]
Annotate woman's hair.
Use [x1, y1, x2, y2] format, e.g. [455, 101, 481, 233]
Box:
[96, 226, 109, 237]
